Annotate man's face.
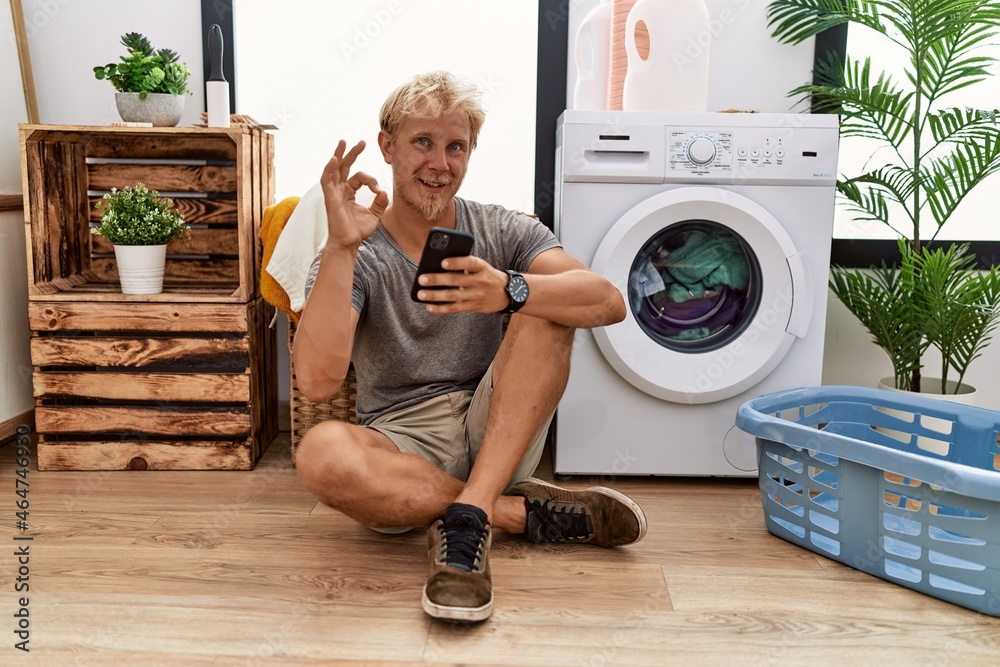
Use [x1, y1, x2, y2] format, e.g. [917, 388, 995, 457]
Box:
[382, 109, 472, 222]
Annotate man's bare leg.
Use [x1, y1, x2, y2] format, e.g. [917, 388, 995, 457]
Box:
[295, 421, 466, 529]
[295, 314, 573, 533]
[455, 314, 575, 524]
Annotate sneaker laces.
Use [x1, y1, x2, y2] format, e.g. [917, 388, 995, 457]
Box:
[439, 504, 489, 573]
[526, 498, 594, 542]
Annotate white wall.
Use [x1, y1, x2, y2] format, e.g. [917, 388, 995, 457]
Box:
[234, 0, 540, 210]
[0, 210, 32, 423]
[24, 0, 205, 127]
[1, 3, 34, 425]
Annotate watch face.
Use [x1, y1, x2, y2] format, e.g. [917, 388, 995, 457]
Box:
[508, 274, 529, 303]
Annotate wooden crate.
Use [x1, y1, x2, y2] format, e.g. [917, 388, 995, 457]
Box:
[18, 124, 274, 303]
[28, 298, 278, 470]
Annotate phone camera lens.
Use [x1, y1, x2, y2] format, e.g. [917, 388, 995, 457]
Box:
[430, 233, 447, 250]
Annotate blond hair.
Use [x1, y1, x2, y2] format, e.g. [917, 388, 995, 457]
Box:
[379, 71, 486, 150]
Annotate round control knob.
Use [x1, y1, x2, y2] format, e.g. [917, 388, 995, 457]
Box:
[686, 138, 716, 165]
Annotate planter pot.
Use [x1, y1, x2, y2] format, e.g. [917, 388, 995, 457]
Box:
[876, 376, 977, 456]
[114, 244, 167, 295]
[876, 376, 977, 404]
[115, 92, 185, 127]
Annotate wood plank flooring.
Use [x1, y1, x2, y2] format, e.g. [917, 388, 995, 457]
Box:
[1, 434, 998, 666]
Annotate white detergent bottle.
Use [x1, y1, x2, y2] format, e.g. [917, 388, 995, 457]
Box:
[622, 0, 711, 113]
[572, 0, 613, 110]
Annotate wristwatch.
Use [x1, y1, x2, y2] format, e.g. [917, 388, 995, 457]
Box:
[502, 269, 529, 314]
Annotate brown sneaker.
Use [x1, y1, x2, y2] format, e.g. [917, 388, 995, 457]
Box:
[508, 477, 647, 546]
[421, 503, 493, 622]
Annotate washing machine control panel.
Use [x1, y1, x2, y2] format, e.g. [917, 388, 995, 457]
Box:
[669, 131, 733, 173]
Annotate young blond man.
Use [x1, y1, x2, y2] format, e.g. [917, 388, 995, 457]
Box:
[294, 71, 646, 622]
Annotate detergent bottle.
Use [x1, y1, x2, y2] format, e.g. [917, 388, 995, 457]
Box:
[621, 0, 711, 113]
[572, 0, 613, 110]
[607, 0, 638, 110]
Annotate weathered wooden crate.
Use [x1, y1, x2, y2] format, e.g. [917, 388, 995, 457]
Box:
[19, 124, 274, 303]
[28, 298, 278, 470]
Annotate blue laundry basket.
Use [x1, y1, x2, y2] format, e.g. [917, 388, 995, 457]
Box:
[736, 385, 1000, 616]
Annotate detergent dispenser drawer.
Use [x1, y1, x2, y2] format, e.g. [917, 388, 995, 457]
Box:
[561, 123, 665, 184]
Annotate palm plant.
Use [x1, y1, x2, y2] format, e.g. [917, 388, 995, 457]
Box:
[768, 0, 1000, 393]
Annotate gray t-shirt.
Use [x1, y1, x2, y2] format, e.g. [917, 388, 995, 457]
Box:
[303, 197, 560, 424]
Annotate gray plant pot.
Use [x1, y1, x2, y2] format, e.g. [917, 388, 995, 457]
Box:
[115, 92, 185, 127]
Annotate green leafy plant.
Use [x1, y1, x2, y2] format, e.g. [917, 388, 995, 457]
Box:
[93, 32, 191, 99]
[92, 184, 189, 246]
[768, 0, 1000, 393]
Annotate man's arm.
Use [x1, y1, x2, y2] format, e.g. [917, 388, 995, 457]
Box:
[516, 247, 626, 328]
[292, 245, 361, 403]
[293, 139, 387, 403]
[414, 247, 626, 329]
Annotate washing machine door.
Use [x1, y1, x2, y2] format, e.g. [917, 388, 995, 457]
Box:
[592, 187, 812, 404]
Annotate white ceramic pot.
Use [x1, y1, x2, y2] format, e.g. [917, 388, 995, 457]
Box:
[877, 376, 977, 405]
[115, 92, 185, 127]
[876, 376, 977, 456]
[114, 244, 167, 295]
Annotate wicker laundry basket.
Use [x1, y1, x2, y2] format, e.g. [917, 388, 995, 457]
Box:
[287, 320, 358, 464]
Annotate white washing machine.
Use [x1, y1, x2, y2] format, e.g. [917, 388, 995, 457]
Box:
[554, 110, 839, 476]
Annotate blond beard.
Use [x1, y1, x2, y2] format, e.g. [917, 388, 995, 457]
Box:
[395, 175, 457, 222]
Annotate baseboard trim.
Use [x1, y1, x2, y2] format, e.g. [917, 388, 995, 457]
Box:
[0, 194, 24, 212]
[0, 409, 35, 445]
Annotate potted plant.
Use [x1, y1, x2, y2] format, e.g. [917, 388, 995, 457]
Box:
[767, 0, 1000, 397]
[92, 184, 189, 295]
[93, 32, 191, 126]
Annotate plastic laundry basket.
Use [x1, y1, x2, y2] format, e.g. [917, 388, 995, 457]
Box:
[736, 385, 1000, 616]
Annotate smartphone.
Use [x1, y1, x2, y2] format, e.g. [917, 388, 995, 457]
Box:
[410, 227, 475, 303]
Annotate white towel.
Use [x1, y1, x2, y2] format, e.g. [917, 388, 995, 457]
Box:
[266, 182, 328, 312]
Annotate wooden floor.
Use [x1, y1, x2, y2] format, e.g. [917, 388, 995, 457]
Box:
[1, 433, 998, 667]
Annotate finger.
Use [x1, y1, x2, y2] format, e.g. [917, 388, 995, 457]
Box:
[347, 171, 388, 216]
[418, 267, 464, 286]
[417, 287, 462, 303]
[439, 255, 476, 272]
[340, 140, 366, 179]
[322, 141, 347, 186]
[346, 171, 379, 191]
[370, 189, 390, 219]
[322, 140, 355, 188]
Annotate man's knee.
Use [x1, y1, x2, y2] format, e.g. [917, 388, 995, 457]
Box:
[295, 420, 365, 495]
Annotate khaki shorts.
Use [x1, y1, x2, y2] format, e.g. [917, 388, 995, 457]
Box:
[367, 363, 550, 490]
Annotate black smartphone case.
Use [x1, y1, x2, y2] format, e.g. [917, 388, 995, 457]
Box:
[410, 227, 475, 303]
